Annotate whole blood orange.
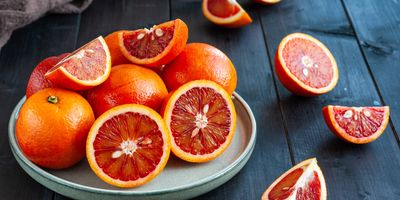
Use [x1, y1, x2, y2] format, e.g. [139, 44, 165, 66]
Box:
[275, 33, 339, 96]
[118, 19, 188, 67]
[45, 36, 112, 91]
[261, 158, 327, 200]
[86, 104, 170, 188]
[16, 88, 95, 169]
[26, 53, 70, 97]
[163, 80, 236, 163]
[202, 0, 252, 28]
[104, 30, 131, 66]
[87, 64, 168, 117]
[162, 43, 237, 95]
[323, 105, 390, 144]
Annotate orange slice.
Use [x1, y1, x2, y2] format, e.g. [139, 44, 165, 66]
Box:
[275, 33, 339, 96]
[323, 105, 390, 144]
[202, 0, 253, 28]
[45, 36, 111, 91]
[86, 104, 170, 188]
[262, 158, 327, 200]
[118, 19, 188, 67]
[254, 0, 281, 5]
[163, 80, 236, 163]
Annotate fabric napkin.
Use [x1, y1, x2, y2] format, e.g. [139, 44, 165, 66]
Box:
[0, 0, 93, 50]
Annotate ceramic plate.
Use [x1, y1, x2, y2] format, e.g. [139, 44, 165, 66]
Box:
[9, 92, 256, 200]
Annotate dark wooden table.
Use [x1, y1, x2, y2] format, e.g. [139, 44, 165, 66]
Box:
[1, 0, 399, 199]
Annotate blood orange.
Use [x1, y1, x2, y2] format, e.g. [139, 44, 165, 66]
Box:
[105, 30, 131, 66]
[45, 36, 111, 91]
[162, 43, 237, 95]
[275, 33, 339, 96]
[118, 19, 188, 67]
[26, 53, 70, 97]
[86, 64, 168, 117]
[86, 104, 170, 188]
[261, 158, 327, 200]
[163, 80, 236, 163]
[323, 105, 390, 144]
[202, 0, 252, 28]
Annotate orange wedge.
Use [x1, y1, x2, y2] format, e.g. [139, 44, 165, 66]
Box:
[45, 36, 111, 91]
[202, 0, 252, 28]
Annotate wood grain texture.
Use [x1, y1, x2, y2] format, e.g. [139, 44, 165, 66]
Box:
[0, 14, 79, 200]
[258, 0, 400, 199]
[76, 0, 169, 46]
[342, 0, 400, 140]
[172, 0, 292, 199]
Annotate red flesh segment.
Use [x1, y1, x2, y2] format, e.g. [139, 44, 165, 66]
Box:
[281, 38, 333, 88]
[296, 171, 322, 200]
[122, 25, 174, 59]
[93, 112, 164, 181]
[333, 106, 386, 138]
[268, 168, 304, 200]
[207, 0, 240, 18]
[49, 39, 107, 81]
[170, 87, 232, 155]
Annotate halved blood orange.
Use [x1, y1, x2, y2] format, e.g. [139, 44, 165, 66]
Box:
[45, 36, 111, 91]
[275, 33, 339, 96]
[254, 0, 281, 5]
[163, 80, 236, 163]
[202, 0, 252, 28]
[261, 158, 327, 200]
[86, 104, 170, 188]
[118, 19, 188, 67]
[323, 105, 390, 144]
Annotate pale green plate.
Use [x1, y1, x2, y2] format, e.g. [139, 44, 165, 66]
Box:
[9, 92, 256, 200]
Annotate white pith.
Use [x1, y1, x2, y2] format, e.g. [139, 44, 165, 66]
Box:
[191, 104, 210, 138]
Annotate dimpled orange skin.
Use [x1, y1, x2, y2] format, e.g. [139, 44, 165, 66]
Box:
[87, 64, 168, 117]
[162, 43, 237, 95]
[105, 30, 131, 66]
[16, 88, 95, 169]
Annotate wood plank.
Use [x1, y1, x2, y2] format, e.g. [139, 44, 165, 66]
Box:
[342, 0, 400, 140]
[171, 0, 292, 199]
[76, 0, 169, 46]
[0, 14, 80, 200]
[53, 0, 169, 199]
[258, 0, 400, 199]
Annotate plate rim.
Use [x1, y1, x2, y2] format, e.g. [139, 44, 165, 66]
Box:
[8, 92, 257, 196]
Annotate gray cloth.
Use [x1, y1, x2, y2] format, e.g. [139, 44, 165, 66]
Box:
[0, 0, 92, 50]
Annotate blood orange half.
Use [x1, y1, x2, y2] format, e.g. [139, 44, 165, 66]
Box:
[275, 33, 339, 96]
[45, 36, 111, 91]
[118, 19, 188, 67]
[86, 104, 170, 188]
[163, 80, 236, 163]
[323, 105, 390, 144]
[261, 158, 327, 200]
[202, 0, 252, 28]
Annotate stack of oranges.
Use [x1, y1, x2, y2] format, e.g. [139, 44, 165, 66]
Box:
[16, 19, 238, 188]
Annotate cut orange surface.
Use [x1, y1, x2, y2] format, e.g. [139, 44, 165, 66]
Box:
[45, 36, 111, 91]
[163, 80, 236, 163]
[202, 0, 252, 28]
[86, 104, 170, 188]
[118, 19, 188, 67]
[261, 158, 327, 200]
[323, 105, 390, 144]
[275, 33, 338, 96]
[254, 0, 281, 5]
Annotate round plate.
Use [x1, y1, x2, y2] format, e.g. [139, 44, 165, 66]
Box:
[8, 92, 256, 200]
